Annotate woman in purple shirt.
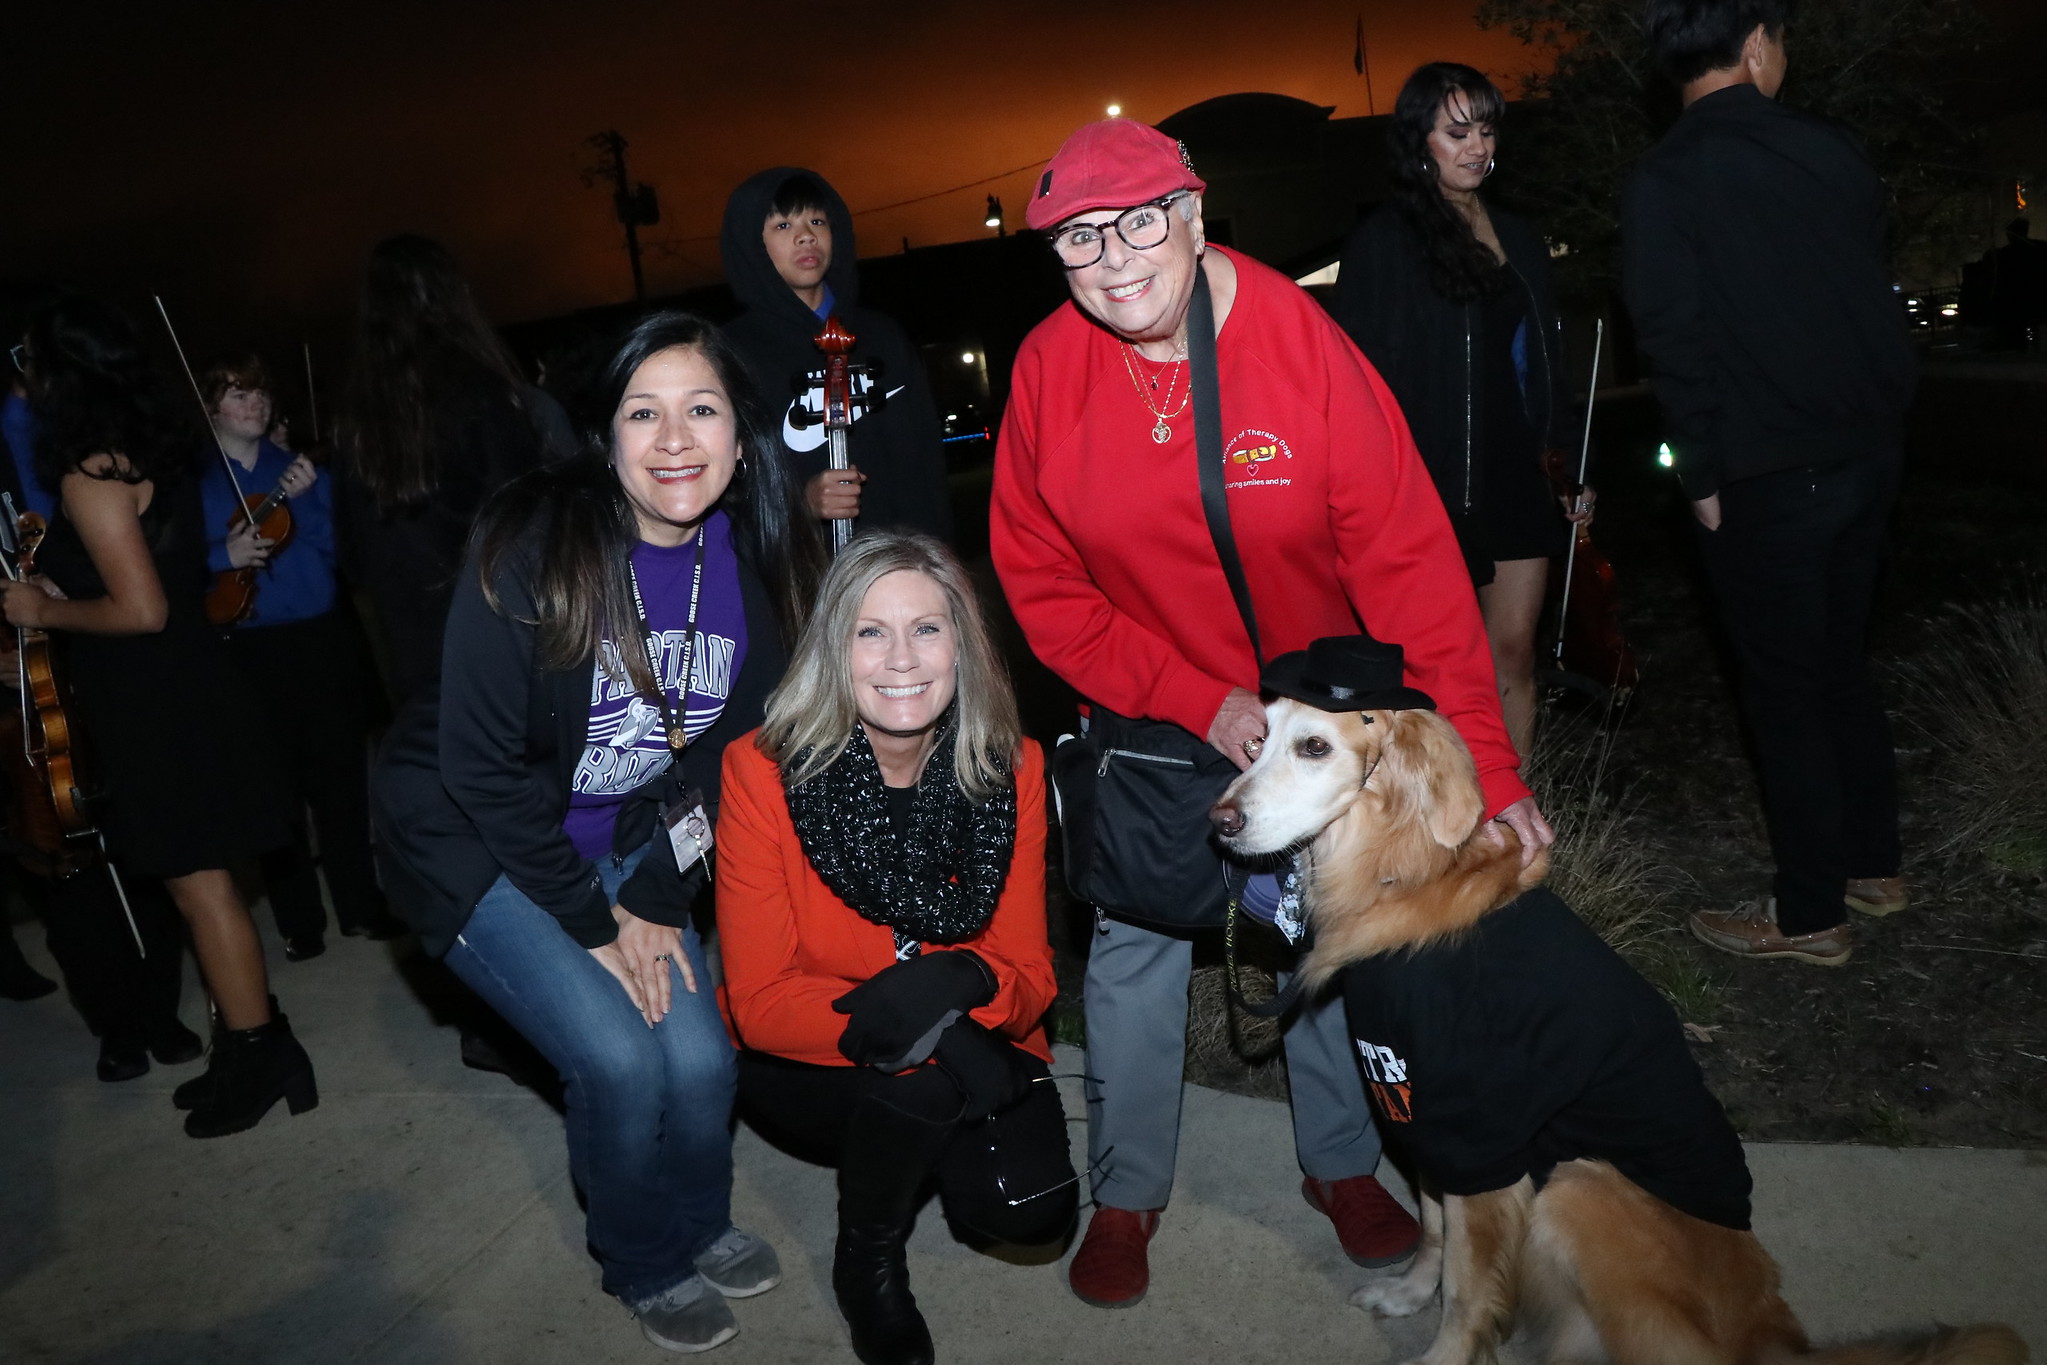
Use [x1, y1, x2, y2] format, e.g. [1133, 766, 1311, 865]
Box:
[373, 312, 822, 1354]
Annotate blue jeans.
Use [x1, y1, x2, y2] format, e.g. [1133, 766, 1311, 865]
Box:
[445, 842, 736, 1304]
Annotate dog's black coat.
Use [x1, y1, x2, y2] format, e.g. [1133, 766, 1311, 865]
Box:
[1341, 887, 1752, 1230]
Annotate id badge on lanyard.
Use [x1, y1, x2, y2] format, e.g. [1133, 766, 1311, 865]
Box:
[663, 787, 714, 880]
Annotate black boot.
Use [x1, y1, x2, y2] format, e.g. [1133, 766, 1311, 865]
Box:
[833, 1221, 934, 1365]
[832, 1071, 960, 1365]
[97, 1033, 150, 1082]
[182, 1008, 317, 1138]
[0, 928, 58, 1000]
[146, 1017, 204, 1066]
[175, 997, 286, 1110]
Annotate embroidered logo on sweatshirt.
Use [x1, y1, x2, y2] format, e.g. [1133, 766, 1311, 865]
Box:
[1225, 428, 1293, 488]
[1355, 1038, 1413, 1123]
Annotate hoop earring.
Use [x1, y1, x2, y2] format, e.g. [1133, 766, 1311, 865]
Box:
[1483, 158, 1496, 178]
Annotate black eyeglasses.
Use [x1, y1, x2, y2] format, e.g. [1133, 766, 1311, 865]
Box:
[1046, 193, 1191, 270]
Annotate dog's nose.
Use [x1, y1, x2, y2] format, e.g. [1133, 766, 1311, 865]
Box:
[1210, 802, 1245, 837]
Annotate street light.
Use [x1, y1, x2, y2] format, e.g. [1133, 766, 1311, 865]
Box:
[1106, 103, 1122, 117]
[984, 194, 1005, 236]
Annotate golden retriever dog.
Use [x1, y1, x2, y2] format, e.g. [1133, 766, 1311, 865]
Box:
[1211, 697, 2026, 1365]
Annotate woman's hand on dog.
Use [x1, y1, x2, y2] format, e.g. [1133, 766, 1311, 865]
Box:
[1209, 687, 1270, 770]
[1486, 797, 1555, 867]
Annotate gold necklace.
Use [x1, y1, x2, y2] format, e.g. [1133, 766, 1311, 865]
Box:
[1119, 340, 1190, 444]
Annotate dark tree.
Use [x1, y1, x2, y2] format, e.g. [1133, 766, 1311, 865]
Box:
[1475, 0, 1991, 301]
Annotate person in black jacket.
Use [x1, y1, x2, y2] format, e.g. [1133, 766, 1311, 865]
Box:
[1624, 0, 1916, 967]
[1335, 64, 1591, 756]
[372, 311, 822, 1353]
[719, 168, 951, 543]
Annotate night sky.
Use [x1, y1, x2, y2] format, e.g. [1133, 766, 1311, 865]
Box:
[6, 0, 2039, 361]
[5, 1, 1539, 351]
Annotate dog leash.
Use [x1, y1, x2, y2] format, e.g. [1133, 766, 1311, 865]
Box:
[1225, 896, 1307, 1020]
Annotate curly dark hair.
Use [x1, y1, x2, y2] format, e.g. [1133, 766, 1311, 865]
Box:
[1386, 63, 1508, 304]
[22, 292, 193, 492]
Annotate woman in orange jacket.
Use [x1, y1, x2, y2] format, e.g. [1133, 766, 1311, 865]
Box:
[717, 531, 1075, 1365]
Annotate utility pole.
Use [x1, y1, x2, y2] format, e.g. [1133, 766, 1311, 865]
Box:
[585, 130, 660, 305]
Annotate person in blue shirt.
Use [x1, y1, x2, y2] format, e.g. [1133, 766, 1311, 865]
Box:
[199, 355, 402, 958]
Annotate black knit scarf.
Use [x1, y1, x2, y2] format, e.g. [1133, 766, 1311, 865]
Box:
[784, 714, 1016, 954]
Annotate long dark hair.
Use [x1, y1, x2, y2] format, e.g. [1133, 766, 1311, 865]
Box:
[474, 311, 822, 696]
[22, 292, 192, 492]
[1386, 63, 1509, 304]
[338, 234, 526, 512]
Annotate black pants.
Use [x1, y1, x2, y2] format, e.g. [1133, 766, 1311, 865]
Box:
[221, 609, 384, 937]
[16, 859, 186, 1045]
[1697, 452, 1903, 934]
[739, 1048, 1077, 1248]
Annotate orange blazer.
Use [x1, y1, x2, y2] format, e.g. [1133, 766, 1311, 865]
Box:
[716, 731, 1056, 1068]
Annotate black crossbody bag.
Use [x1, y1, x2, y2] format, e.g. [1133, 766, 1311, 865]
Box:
[1050, 263, 1263, 933]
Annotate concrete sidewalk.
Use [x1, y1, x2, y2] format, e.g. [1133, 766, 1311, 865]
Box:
[1, 924, 2040, 1364]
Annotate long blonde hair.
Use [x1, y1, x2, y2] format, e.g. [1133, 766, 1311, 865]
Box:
[758, 532, 1020, 803]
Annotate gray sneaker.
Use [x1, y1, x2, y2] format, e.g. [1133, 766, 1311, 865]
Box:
[632, 1275, 738, 1354]
[692, 1227, 783, 1299]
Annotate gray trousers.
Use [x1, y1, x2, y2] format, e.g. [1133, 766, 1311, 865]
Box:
[1082, 910, 1384, 1211]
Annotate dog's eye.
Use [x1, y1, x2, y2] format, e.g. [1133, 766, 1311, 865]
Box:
[1297, 736, 1332, 759]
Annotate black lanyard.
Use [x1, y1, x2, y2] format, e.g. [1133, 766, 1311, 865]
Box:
[624, 538, 705, 753]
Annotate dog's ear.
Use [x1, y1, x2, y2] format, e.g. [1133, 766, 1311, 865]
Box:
[1377, 710, 1486, 849]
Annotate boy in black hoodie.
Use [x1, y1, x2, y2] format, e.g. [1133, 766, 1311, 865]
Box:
[720, 168, 951, 542]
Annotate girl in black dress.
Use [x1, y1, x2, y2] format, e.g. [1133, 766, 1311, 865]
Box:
[2, 294, 312, 1139]
[1336, 63, 1594, 756]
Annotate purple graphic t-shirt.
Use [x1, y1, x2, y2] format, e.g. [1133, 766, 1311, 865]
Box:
[562, 510, 747, 860]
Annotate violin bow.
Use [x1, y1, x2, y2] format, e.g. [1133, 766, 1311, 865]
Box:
[0, 495, 145, 954]
[1552, 317, 1604, 667]
[153, 296, 253, 511]
[302, 341, 320, 444]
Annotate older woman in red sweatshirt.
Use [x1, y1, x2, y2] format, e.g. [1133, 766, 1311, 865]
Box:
[991, 118, 1552, 1309]
[717, 531, 1073, 1365]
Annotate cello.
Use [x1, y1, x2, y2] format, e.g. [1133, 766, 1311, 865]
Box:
[1542, 319, 1639, 707]
[789, 314, 885, 555]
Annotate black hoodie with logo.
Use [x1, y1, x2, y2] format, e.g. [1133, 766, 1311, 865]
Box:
[719, 167, 950, 542]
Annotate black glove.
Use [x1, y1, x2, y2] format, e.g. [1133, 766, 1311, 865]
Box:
[833, 949, 997, 1070]
[932, 1018, 1037, 1123]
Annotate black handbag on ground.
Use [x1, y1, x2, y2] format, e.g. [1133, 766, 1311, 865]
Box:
[1049, 263, 1263, 933]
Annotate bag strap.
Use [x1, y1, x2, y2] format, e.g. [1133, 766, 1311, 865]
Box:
[1189, 263, 1261, 667]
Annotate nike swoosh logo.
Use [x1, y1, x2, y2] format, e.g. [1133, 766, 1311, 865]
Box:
[781, 384, 906, 452]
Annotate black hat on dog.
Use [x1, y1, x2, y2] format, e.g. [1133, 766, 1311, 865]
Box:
[1260, 634, 1437, 714]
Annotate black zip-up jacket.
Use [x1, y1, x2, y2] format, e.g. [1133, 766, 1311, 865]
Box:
[370, 522, 787, 959]
[1333, 203, 1568, 581]
[718, 167, 950, 542]
[1621, 84, 1916, 500]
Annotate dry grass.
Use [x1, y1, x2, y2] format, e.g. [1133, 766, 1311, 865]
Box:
[1892, 594, 2047, 878]
[1523, 709, 1692, 959]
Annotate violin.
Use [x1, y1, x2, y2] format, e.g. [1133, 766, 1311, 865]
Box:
[0, 494, 99, 877]
[203, 457, 303, 626]
[1542, 320, 1638, 706]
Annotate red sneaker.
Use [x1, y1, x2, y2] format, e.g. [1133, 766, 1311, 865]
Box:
[1303, 1176, 1420, 1267]
[1067, 1205, 1160, 1308]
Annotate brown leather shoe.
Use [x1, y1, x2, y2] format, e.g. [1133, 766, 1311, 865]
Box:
[1067, 1205, 1159, 1308]
[1844, 877, 1909, 917]
[1689, 898, 1852, 966]
[1303, 1175, 1420, 1267]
